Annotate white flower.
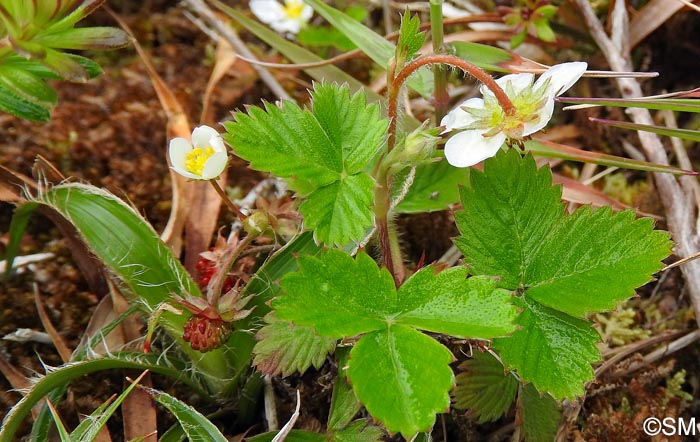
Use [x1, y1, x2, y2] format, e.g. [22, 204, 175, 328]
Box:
[441, 62, 587, 167]
[250, 0, 313, 34]
[169, 125, 228, 180]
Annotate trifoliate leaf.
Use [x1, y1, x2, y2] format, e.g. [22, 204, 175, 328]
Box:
[396, 268, 518, 339]
[274, 251, 396, 338]
[253, 313, 336, 377]
[298, 173, 374, 247]
[493, 299, 600, 399]
[346, 325, 454, 438]
[224, 84, 386, 246]
[330, 420, 384, 442]
[455, 149, 563, 289]
[525, 207, 670, 317]
[453, 351, 518, 423]
[518, 383, 561, 442]
[397, 13, 425, 62]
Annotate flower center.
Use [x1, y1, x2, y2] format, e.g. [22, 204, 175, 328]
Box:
[185, 146, 215, 176]
[282, 0, 305, 18]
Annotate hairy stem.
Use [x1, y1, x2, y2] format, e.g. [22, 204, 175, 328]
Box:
[209, 179, 248, 221]
[429, 0, 449, 122]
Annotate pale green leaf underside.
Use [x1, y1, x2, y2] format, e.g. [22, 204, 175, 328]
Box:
[252, 314, 336, 377]
[347, 325, 453, 438]
[518, 383, 561, 442]
[396, 268, 518, 339]
[299, 173, 375, 247]
[453, 351, 518, 423]
[493, 300, 600, 400]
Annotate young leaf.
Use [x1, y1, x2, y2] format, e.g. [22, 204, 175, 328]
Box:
[346, 325, 454, 438]
[492, 300, 600, 399]
[397, 13, 425, 62]
[395, 268, 518, 338]
[253, 313, 337, 377]
[274, 251, 395, 338]
[518, 383, 561, 442]
[453, 351, 518, 423]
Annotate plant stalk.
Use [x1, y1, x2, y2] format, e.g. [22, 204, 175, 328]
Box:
[209, 179, 247, 221]
[429, 0, 449, 122]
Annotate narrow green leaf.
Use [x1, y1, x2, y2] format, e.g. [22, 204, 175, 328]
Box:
[396, 268, 518, 339]
[591, 117, 700, 142]
[347, 325, 454, 438]
[252, 313, 336, 377]
[394, 158, 469, 213]
[0, 81, 51, 121]
[46, 402, 71, 442]
[453, 351, 518, 423]
[142, 387, 228, 442]
[518, 383, 561, 442]
[72, 371, 147, 442]
[4, 202, 39, 279]
[525, 138, 696, 176]
[36, 27, 130, 50]
[0, 354, 199, 441]
[302, 0, 432, 97]
[560, 97, 700, 113]
[0, 66, 57, 105]
[298, 173, 375, 246]
[493, 300, 600, 399]
[525, 206, 670, 317]
[274, 251, 395, 338]
[328, 348, 359, 431]
[41, 47, 89, 81]
[450, 41, 545, 73]
[455, 150, 564, 289]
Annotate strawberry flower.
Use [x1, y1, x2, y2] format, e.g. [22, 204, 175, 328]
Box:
[441, 62, 587, 167]
[250, 0, 313, 35]
[169, 125, 228, 180]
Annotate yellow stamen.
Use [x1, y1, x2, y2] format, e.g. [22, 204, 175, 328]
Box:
[185, 146, 215, 176]
[282, 0, 305, 18]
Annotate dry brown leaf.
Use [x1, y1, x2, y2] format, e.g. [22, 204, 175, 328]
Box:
[34, 284, 72, 363]
[629, 0, 695, 47]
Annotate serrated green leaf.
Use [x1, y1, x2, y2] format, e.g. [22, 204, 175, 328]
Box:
[142, 386, 228, 442]
[525, 206, 670, 317]
[397, 13, 425, 61]
[394, 158, 469, 213]
[347, 325, 454, 438]
[298, 173, 374, 246]
[253, 313, 336, 377]
[396, 268, 517, 338]
[493, 300, 600, 399]
[455, 150, 564, 289]
[330, 420, 384, 442]
[518, 383, 561, 442]
[274, 251, 395, 337]
[453, 351, 518, 423]
[328, 348, 360, 430]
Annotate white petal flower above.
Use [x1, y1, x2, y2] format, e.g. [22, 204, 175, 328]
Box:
[250, 0, 313, 35]
[441, 62, 587, 168]
[169, 125, 228, 180]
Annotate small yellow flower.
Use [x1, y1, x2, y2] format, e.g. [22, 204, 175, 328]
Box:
[169, 126, 228, 180]
[250, 0, 313, 34]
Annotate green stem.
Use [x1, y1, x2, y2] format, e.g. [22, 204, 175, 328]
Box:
[209, 179, 247, 221]
[429, 0, 449, 122]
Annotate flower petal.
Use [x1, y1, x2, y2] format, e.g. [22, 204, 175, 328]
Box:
[535, 62, 587, 96]
[272, 18, 302, 33]
[481, 73, 534, 97]
[300, 3, 313, 21]
[250, 0, 287, 24]
[523, 97, 555, 136]
[444, 129, 506, 167]
[168, 137, 192, 170]
[441, 97, 484, 132]
[201, 152, 229, 180]
[191, 125, 222, 149]
[170, 167, 202, 180]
